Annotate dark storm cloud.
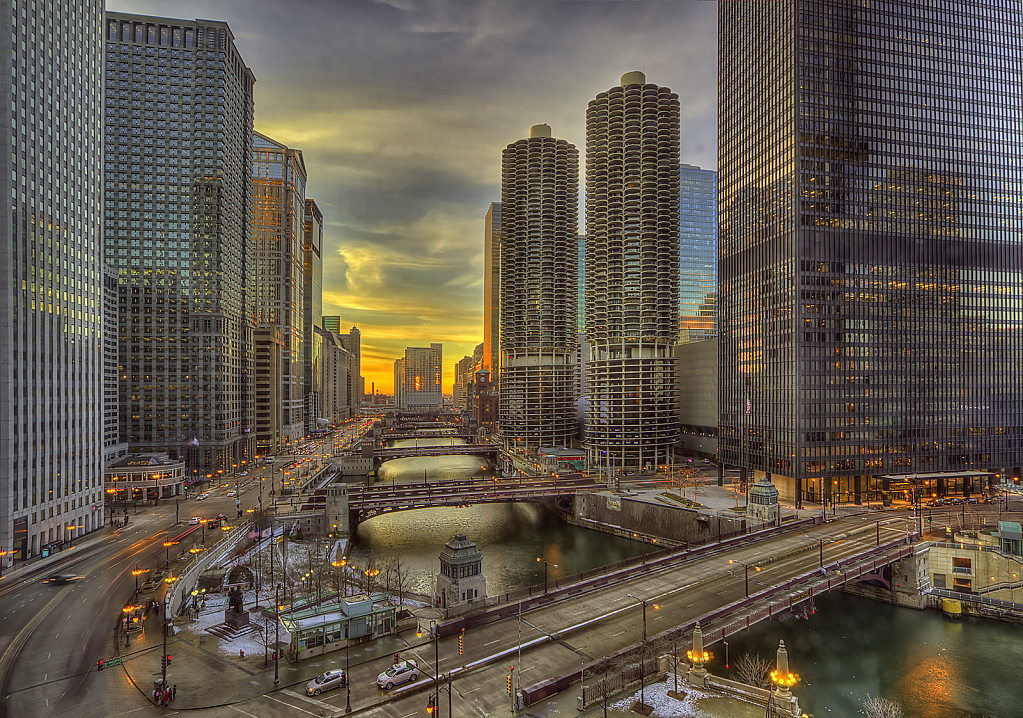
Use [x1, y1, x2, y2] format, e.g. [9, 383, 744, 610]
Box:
[107, 0, 717, 390]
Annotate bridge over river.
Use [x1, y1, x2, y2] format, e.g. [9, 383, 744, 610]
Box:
[370, 512, 921, 714]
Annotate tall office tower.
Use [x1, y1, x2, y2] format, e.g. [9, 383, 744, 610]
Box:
[323, 315, 341, 335]
[104, 14, 255, 478]
[718, 2, 1023, 507]
[401, 344, 443, 409]
[303, 200, 324, 431]
[585, 72, 681, 471]
[252, 131, 307, 450]
[393, 358, 405, 408]
[1, 0, 105, 562]
[103, 265, 128, 463]
[483, 203, 501, 381]
[678, 164, 718, 343]
[348, 326, 361, 414]
[499, 124, 578, 449]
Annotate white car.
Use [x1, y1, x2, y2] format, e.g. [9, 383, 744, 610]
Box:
[377, 660, 419, 689]
[306, 669, 346, 696]
[226, 490, 236, 497]
[189, 517, 201, 525]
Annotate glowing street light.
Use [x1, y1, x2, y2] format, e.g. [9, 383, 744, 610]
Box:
[729, 559, 761, 597]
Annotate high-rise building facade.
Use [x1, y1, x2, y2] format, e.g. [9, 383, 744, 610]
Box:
[499, 124, 578, 449]
[679, 164, 718, 343]
[393, 358, 405, 408]
[251, 131, 307, 450]
[104, 14, 256, 478]
[1, 0, 105, 562]
[483, 203, 501, 382]
[304, 200, 324, 431]
[400, 344, 443, 409]
[585, 72, 681, 471]
[718, 1, 1023, 505]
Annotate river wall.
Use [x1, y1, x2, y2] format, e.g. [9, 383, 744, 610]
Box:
[571, 490, 747, 545]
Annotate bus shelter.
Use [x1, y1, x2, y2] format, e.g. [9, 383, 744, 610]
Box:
[279, 593, 396, 662]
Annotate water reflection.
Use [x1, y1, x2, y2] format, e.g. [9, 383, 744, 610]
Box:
[350, 452, 646, 598]
[712, 591, 1023, 717]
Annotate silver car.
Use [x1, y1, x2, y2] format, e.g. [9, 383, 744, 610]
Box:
[376, 659, 419, 689]
[306, 669, 346, 696]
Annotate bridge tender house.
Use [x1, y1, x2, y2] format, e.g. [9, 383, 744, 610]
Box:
[279, 594, 396, 661]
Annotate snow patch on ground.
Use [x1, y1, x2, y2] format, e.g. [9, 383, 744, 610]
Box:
[609, 675, 721, 718]
[179, 599, 278, 660]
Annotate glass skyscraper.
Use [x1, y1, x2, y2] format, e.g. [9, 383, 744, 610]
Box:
[252, 132, 307, 451]
[104, 14, 255, 478]
[1, 0, 105, 562]
[718, 1, 1023, 506]
[679, 164, 718, 343]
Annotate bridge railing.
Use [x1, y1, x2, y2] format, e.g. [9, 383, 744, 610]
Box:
[528, 537, 915, 706]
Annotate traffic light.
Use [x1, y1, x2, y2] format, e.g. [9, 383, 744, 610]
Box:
[166, 654, 172, 666]
[459, 629, 464, 655]
[427, 695, 435, 714]
[97, 659, 104, 671]
[161, 656, 167, 669]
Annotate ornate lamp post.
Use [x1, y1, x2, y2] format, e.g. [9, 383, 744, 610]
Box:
[686, 621, 711, 687]
[769, 640, 800, 717]
[132, 565, 149, 594]
[163, 541, 175, 569]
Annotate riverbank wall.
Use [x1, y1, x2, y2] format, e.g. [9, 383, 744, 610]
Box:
[570, 490, 748, 546]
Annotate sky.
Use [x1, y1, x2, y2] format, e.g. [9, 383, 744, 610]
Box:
[107, 0, 719, 393]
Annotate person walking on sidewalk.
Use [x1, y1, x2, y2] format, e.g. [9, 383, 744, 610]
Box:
[171, 685, 177, 702]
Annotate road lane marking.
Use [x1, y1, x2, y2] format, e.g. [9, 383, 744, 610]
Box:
[230, 707, 261, 718]
[484, 639, 500, 646]
[612, 630, 626, 637]
[282, 689, 337, 710]
[264, 693, 320, 716]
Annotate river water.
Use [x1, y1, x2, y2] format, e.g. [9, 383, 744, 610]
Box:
[347, 435, 646, 597]
[709, 588, 1023, 717]
[350, 436, 1020, 716]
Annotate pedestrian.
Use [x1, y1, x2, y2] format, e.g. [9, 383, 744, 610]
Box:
[171, 685, 177, 702]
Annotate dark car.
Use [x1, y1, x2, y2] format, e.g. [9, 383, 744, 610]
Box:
[43, 573, 81, 584]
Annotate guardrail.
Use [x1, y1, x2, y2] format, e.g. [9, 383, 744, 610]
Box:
[167, 519, 252, 617]
[522, 535, 916, 705]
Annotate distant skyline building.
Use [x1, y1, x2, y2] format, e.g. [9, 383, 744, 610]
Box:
[251, 131, 307, 451]
[499, 124, 578, 449]
[1, 0, 106, 561]
[718, 1, 1023, 506]
[322, 316, 360, 419]
[399, 344, 443, 409]
[678, 164, 718, 343]
[483, 203, 501, 383]
[104, 13, 256, 478]
[303, 200, 324, 431]
[585, 72, 681, 471]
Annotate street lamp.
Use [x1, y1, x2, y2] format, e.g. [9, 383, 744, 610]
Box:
[163, 541, 175, 569]
[626, 594, 660, 708]
[417, 620, 439, 712]
[728, 559, 761, 597]
[536, 557, 558, 594]
[0, 549, 7, 579]
[199, 518, 208, 543]
[132, 565, 149, 594]
[122, 604, 137, 647]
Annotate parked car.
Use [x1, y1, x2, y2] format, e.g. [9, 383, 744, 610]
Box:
[307, 669, 347, 696]
[377, 660, 420, 689]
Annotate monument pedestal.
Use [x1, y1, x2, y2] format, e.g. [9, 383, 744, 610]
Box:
[225, 609, 250, 628]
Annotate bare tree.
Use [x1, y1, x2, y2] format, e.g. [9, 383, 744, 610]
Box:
[862, 694, 904, 718]
[586, 655, 625, 718]
[253, 610, 276, 668]
[384, 554, 414, 610]
[732, 652, 772, 689]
